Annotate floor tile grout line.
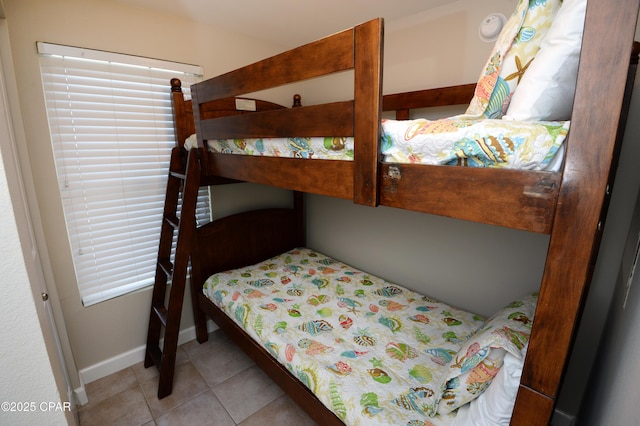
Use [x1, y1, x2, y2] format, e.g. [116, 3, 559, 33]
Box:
[78, 368, 139, 412]
[81, 331, 291, 425]
[149, 386, 212, 422]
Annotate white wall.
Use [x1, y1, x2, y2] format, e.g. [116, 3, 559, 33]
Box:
[1, 5, 76, 422]
[295, 1, 514, 104]
[0, 92, 70, 426]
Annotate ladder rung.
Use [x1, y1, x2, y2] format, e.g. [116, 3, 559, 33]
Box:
[147, 344, 162, 371]
[159, 259, 173, 277]
[153, 304, 169, 327]
[164, 214, 179, 229]
[170, 170, 186, 180]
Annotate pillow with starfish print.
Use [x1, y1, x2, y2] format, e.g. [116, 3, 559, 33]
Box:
[436, 292, 537, 415]
[466, 0, 562, 119]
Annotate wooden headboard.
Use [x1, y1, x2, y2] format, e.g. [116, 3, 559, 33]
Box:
[170, 78, 300, 148]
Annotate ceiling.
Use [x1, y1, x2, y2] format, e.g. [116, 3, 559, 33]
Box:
[114, 0, 461, 47]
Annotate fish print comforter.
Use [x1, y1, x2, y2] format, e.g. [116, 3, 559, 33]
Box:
[186, 116, 567, 170]
[381, 116, 569, 171]
[203, 248, 486, 425]
[188, 135, 355, 160]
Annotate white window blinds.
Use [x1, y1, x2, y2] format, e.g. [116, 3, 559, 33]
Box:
[38, 42, 208, 306]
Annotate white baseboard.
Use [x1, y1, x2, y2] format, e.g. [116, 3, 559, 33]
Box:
[552, 409, 576, 426]
[73, 386, 88, 406]
[77, 321, 218, 388]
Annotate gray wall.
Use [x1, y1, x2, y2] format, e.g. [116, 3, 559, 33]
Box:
[578, 185, 640, 424]
[306, 195, 548, 318]
[555, 19, 640, 416]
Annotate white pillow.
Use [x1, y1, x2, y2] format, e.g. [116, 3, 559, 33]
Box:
[504, 0, 586, 121]
[451, 346, 526, 426]
[185, 133, 198, 150]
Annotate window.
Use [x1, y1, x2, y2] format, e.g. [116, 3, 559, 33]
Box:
[38, 42, 208, 306]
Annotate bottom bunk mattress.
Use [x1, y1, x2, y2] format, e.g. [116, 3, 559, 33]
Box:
[202, 247, 536, 425]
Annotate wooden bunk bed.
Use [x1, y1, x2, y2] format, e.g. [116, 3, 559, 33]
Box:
[144, 0, 640, 424]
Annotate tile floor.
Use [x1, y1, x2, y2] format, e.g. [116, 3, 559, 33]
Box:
[78, 330, 318, 425]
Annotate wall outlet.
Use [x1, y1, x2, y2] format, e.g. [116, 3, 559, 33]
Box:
[235, 98, 257, 111]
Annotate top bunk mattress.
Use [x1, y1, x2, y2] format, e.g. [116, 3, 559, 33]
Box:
[188, 115, 569, 171]
[202, 247, 537, 425]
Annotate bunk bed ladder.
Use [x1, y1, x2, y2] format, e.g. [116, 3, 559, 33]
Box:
[144, 146, 201, 399]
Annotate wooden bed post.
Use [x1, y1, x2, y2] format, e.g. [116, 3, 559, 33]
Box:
[512, 0, 640, 423]
[353, 18, 383, 207]
[189, 189, 307, 345]
[170, 78, 194, 148]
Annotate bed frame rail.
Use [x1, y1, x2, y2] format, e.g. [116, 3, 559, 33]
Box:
[191, 18, 383, 206]
[170, 77, 289, 148]
[382, 83, 476, 120]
